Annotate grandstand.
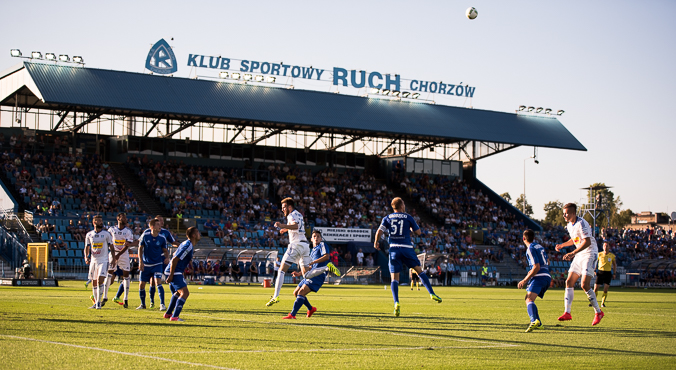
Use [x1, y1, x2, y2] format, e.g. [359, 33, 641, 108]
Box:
[1, 60, 671, 288]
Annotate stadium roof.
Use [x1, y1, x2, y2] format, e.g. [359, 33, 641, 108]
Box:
[0, 62, 586, 153]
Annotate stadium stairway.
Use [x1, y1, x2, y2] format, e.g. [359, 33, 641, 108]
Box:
[382, 179, 441, 227]
[489, 244, 526, 282]
[108, 163, 166, 217]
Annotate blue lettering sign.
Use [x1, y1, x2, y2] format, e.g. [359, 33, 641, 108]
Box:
[261, 62, 271, 74]
[351, 70, 366, 88]
[250, 61, 260, 73]
[187, 54, 198, 67]
[410, 80, 419, 91]
[301, 67, 314, 79]
[419, 80, 428, 93]
[220, 58, 230, 70]
[271, 63, 281, 75]
[208, 56, 220, 69]
[333, 67, 348, 86]
[240, 60, 250, 72]
[368, 71, 383, 89]
[385, 74, 400, 91]
[291, 66, 301, 78]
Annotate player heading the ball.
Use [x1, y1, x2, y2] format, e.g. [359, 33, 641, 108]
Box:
[374, 197, 442, 317]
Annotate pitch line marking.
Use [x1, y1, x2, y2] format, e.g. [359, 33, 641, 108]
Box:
[184, 314, 519, 348]
[0, 334, 238, 370]
[147, 345, 510, 354]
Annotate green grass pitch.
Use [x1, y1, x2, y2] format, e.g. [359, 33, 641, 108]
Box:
[1, 282, 675, 369]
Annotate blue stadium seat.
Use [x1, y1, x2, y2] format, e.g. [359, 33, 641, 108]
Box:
[75, 250, 83, 258]
[65, 258, 74, 266]
[67, 250, 75, 257]
[65, 233, 73, 241]
[70, 242, 78, 249]
[41, 233, 49, 241]
[52, 250, 61, 258]
[78, 242, 85, 249]
[57, 258, 65, 266]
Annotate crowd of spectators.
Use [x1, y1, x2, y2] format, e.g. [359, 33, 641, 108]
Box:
[396, 173, 523, 232]
[1, 147, 141, 216]
[129, 155, 272, 223]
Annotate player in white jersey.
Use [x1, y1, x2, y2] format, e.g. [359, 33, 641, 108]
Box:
[84, 215, 114, 309]
[266, 198, 312, 307]
[555, 203, 604, 326]
[106, 213, 136, 308]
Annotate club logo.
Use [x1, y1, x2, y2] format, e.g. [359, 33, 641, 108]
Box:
[145, 39, 177, 75]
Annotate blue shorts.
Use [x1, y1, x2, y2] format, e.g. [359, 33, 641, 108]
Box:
[299, 273, 325, 293]
[169, 274, 187, 291]
[527, 275, 551, 299]
[389, 247, 420, 274]
[140, 264, 164, 282]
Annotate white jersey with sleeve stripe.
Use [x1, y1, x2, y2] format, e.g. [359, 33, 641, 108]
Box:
[286, 209, 308, 245]
[108, 226, 134, 254]
[85, 229, 113, 263]
[566, 217, 598, 256]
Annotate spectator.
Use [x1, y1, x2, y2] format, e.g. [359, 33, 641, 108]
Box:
[249, 262, 259, 283]
[356, 248, 364, 267]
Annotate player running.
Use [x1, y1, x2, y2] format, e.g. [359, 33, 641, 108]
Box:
[84, 215, 114, 309]
[283, 229, 332, 319]
[518, 229, 552, 332]
[163, 226, 200, 322]
[266, 198, 312, 307]
[142, 216, 177, 310]
[137, 219, 170, 310]
[555, 203, 604, 326]
[105, 213, 136, 308]
[374, 197, 442, 316]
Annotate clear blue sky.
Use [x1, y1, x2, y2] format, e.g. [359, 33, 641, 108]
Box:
[1, 0, 674, 220]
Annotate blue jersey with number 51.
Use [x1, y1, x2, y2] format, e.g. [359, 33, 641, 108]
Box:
[379, 212, 419, 248]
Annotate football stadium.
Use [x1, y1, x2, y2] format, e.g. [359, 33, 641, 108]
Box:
[1, 6, 676, 368]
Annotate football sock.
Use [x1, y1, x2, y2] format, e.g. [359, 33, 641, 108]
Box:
[411, 281, 414, 289]
[158, 285, 165, 305]
[149, 286, 156, 304]
[97, 284, 103, 305]
[139, 289, 146, 307]
[417, 272, 436, 295]
[416, 281, 420, 289]
[92, 285, 98, 304]
[115, 281, 124, 299]
[564, 287, 574, 313]
[291, 296, 305, 316]
[303, 296, 312, 310]
[585, 289, 602, 313]
[104, 274, 113, 299]
[391, 280, 400, 303]
[601, 292, 607, 305]
[273, 271, 285, 299]
[123, 277, 130, 301]
[172, 298, 186, 318]
[167, 293, 179, 315]
[527, 301, 540, 322]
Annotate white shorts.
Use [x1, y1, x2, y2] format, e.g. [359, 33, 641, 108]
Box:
[280, 242, 311, 268]
[88, 260, 109, 280]
[568, 252, 597, 277]
[109, 252, 130, 272]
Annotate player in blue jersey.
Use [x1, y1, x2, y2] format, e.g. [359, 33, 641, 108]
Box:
[374, 197, 442, 316]
[518, 229, 552, 332]
[137, 219, 170, 310]
[163, 226, 200, 322]
[283, 230, 330, 319]
[141, 216, 178, 310]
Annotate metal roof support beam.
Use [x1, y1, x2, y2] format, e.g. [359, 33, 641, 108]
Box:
[52, 110, 70, 131]
[328, 135, 364, 151]
[248, 128, 284, 145]
[229, 126, 246, 143]
[306, 132, 325, 149]
[446, 140, 470, 160]
[144, 118, 162, 137]
[379, 138, 399, 156]
[163, 120, 197, 138]
[69, 112, 102, 132]
[402, 142, 437, 157]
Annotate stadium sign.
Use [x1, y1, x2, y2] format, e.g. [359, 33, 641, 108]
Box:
[186, 53, 476, 96]
[145, 39, 178, 75]
[315, 227, 372, 243]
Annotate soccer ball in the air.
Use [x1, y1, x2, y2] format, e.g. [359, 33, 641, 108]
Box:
[466, 7, 478, 20]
